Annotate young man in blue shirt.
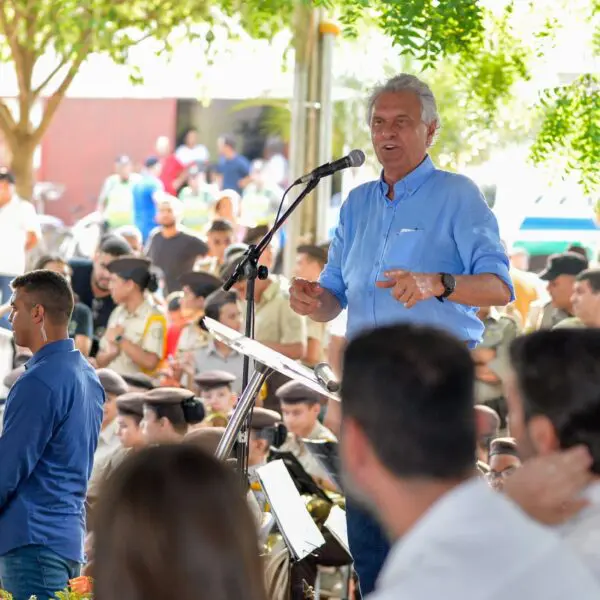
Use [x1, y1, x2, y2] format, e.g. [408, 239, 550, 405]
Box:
[132, 156, 164, 243]
[216, 134, 251, 195]
[0, 270, 104, 600]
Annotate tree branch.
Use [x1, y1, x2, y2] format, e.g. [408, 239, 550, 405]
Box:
[0, 101, 17, 144]
[33, 39, 92, 143]
[32, 55, 71, 98]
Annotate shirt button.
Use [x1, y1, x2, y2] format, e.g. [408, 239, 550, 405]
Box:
[375, 261, 380, 267]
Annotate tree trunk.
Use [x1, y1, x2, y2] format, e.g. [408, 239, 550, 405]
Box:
[9, 133, 36, 202]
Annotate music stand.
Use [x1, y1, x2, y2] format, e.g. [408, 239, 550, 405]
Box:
[202, 317, 340, 469]
[303, 440, 343, 493]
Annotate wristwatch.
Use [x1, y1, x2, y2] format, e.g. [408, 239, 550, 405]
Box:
[436, 273, 456, 302]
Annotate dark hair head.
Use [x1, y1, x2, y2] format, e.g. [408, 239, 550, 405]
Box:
[296, 244, 328, 268]
[166, 291, 184, 312]
[93, 444, 267, 600]
[204, 289, 238, 322]
[208, 219, 234, 234]
[510, 329, 600, 474]
[98, 234, 132, 258]
[11, 270, 74, 325]
[144, 388, 205, 434]
[34, 254, 68, 271]
[177, 126, 198, 148]
[220, 134, 236, 150]
[567, 244, 589, 260]
[577, 268, 600, 293]
[342, 324, 476, 479]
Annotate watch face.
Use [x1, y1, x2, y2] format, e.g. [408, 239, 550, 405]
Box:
[442, 273, 456, 293]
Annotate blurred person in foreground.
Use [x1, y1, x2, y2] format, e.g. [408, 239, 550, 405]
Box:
[34, 255, 94, 356]
[93, 444, 267, 600]
[339, 323, 599, 599]
[0, 270, 104, 600]
[70, 234, 131, 356]
[506, 328, 600, 581]
[145, 194, 209, 295]
[0, 168, 41, 329]
[289, 73, 513, 594]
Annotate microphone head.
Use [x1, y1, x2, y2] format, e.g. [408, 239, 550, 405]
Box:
[348, 149, 366, 168]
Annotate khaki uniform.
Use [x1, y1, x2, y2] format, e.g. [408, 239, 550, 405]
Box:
[553, 316, 586, 330]
[526, 300, 570, 332]
[280, 421, 337, 485]
[99, 297, 166, 376]
[305, 320, 327, 366]
[194, 255, 221, 277]
[250, 275, 307, 347]
[474, 309, 520, 406]
[176, 318, 209, 358]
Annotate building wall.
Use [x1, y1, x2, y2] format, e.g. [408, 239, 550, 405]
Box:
[40, 97, 177, 223]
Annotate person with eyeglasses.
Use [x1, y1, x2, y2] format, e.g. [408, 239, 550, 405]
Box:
[486, 438, 521, 491]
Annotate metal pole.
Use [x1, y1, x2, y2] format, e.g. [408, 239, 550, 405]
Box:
[315, 21, 340, 243]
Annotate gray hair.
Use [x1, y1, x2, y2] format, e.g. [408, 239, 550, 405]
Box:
[367, 74, 442, 134]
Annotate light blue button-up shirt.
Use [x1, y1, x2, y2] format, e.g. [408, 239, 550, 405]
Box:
[319, 156, 513, 346]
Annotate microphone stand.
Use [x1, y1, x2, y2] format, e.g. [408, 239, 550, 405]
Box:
[222, 176, 321, 484]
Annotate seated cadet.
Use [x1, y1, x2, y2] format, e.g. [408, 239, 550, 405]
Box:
[277, 381, 338, 490]
[194, 370, 237, 426]
[247, 408, 287, 512]
[96, 257, 167, 377]
[86, 392, 147, 528]
[191, 289, 245, 394]
[141, 387, 205, 444]
[93, 369, 130, 472]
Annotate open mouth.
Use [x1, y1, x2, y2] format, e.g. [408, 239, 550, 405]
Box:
[381, 144, 399, 151]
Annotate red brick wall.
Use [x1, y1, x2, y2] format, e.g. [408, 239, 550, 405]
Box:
[40, 97, 177, 224]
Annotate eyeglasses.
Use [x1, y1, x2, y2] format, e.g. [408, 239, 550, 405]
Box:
[485, 466, 518, 482]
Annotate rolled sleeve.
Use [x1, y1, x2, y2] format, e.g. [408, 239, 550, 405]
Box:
[319, 200, 348, 309]
[454, 186, 514, 301]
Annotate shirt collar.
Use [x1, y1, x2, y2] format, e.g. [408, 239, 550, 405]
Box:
[207, 338, 239, 357]
[100, 419, 120, 444]
[378, 155, 435, 200]
[259, 276, 282, 306]
[483, 307, 502, 323]
[26, 339, 75, 369]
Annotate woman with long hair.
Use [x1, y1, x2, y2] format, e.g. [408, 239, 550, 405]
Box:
[93, 444, 267, 600]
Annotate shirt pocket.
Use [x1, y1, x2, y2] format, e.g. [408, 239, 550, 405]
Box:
[382, 228, 426, 271]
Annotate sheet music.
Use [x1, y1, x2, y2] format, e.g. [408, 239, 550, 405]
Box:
[257, 460, 326, 561]
[324, 505, 350, 557]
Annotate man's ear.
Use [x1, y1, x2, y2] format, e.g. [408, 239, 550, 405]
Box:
[425, 120, 438, 147]
[528, 415, 560, 456]
[31, 303, 45, 325]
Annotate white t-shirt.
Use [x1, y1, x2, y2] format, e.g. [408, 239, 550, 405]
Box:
[0, 197, 41, 277]
[175, 144, 209, 166]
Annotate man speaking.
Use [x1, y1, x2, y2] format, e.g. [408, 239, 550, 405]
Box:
[289, 74, 513, 595]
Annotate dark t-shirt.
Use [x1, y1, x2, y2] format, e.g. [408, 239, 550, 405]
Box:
[145, 230, 209, 294]
[68, 303, 93, 339]
[217, 154, 250, 194]
[70, 259, 116, 354]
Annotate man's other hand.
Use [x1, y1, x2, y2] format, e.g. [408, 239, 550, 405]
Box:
[376, 270, 444, 308]
[290, 278, 324, 316]
[504, 446, 593, 525]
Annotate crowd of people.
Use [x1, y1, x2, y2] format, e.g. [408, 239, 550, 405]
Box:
[0, 72, 598, 600]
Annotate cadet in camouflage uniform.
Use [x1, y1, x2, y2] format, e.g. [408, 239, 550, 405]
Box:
[473, 306, 520, 426]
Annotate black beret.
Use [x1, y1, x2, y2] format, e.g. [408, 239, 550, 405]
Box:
[107, 256, 151, 279]
[122, 373, 156, 391]
[143, 387, 196, 406]
[276, 381, 322, 405]
[539, 252, 589, 281]
[179, 271, 222, 298]
[96, 368, 129, 396]
[250, 407, 282, 431]
[194, 370, 237, 390]
[116, 392, 146, 418]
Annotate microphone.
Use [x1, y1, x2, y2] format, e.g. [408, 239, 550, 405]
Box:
[314, 362, 340, 393]
[294, 149, 365, 185]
